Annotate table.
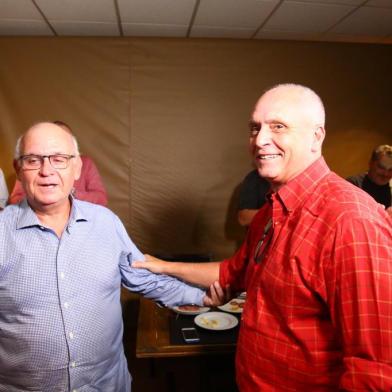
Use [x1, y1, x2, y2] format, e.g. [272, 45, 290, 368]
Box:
[136, 297, 238, 358]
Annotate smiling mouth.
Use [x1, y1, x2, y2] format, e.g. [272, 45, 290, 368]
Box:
[259, 154, 281, 160]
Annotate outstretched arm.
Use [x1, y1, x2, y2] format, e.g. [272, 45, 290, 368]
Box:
[132, 254, 221, 288]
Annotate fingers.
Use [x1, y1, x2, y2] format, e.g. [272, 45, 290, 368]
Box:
[212, 281, 231, 303]
[131, 254, 167, 274]
[213, 281, 230, 303]
[203, 281, 231, 307]
[132, 254, 155, 269]
[132, 261, 145, 269]
[145, 254, 162, 263]
[132, 254, 153, 269]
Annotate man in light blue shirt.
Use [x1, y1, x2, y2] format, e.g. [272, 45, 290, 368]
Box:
[0, 122, 214, 392]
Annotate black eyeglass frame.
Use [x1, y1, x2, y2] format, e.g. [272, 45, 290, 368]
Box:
[18, 154, 76, 170]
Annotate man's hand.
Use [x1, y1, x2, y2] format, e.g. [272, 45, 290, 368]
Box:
[132, 254, 168, 274]
[203, 281, 231, 307]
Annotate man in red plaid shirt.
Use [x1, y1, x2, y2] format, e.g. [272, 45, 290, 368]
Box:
[134, 84, 392, 391]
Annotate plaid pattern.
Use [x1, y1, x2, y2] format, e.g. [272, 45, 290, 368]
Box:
[220, 157, 392, 391]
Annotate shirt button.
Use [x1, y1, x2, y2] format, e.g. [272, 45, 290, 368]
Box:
[64, 302, 69, 309]
[72, 389, 78, 392]
[60, 272, 65, 279]
[69, 332, 74, 339]
[71, 361, 76, 368]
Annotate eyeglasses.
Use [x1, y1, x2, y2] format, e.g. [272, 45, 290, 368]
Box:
[18, 154, 76, 170]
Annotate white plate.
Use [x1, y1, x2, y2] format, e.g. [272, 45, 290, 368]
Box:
[217, 298, 245, 314]
[172, 305, 210, 315]
[194, 311, 238, 331]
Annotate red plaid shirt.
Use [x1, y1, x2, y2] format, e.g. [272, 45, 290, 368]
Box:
[220, 157, 392, 391]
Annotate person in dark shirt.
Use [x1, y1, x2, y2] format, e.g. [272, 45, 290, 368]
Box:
[347, 144, 392, 216]
[237, 169, 270, 226]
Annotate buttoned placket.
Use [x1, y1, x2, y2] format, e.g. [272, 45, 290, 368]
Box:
[56, 224, 80, 391]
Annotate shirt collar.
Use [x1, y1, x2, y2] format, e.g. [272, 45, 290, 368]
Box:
[273, 157, 330, 214]
[16, 196, 88, 230]
[69, 197, 88, 223]
[16, 199, 42, 229]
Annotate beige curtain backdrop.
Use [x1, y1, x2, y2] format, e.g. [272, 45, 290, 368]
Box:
[0, 37, 391, 258]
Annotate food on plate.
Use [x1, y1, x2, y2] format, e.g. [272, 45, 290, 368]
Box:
[177, 304, 201, 311]
[229, 300, 244, 311]
[172, 304, 210, 315]
[199, 316, 219, 329]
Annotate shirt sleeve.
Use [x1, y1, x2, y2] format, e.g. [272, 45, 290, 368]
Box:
[74, 157, 108, 206]
[345, 174, 363, 188]
[220, 206, 270, 291]
[114, 216, 205, 307]
[220, 234, 251, 292]
[324, 215, 392, 390]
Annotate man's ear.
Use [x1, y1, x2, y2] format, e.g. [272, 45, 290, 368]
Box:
[311, 126, 325, 152]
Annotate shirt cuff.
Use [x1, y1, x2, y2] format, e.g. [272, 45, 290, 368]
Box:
[178, 286, 205, 307]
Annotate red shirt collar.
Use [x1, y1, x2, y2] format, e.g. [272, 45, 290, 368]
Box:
[269, 157, 330, 216]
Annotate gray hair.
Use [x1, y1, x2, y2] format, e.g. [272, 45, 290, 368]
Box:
[14, 122, 80, 159]
[370, 144, 392, 162]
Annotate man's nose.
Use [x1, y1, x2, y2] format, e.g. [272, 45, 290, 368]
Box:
[255, 127, 271, 146]
[39, 157, 54, 175]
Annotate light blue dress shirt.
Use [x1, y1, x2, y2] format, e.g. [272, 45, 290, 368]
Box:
[0, 199, 205, 392]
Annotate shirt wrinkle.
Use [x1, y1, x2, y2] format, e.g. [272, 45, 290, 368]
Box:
[220, 156, 392, 391]
[0, 199, 205, 392]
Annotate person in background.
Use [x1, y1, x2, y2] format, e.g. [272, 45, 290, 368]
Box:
[134, 84, 392, 391]
[8, 120, 108, 206]
[0, 122, 220, 391]
[0, 168, 8, 210]
[237, 169, 269, 226]
[347, 144, 392, 216]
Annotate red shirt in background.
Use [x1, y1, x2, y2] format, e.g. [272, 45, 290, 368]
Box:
[9, 155, 108, 206]
[220, 157, 392, 391]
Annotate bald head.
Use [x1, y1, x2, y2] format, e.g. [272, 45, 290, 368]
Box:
[15, 122, 79, 159]
[259, 83, 325, 128]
